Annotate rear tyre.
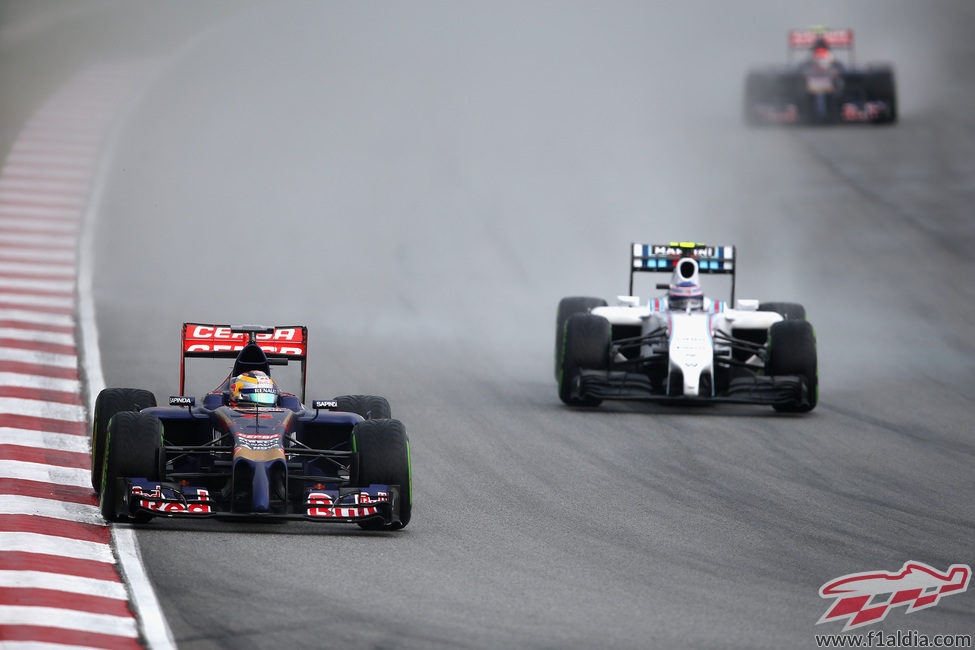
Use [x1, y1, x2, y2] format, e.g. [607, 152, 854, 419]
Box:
[743, 71, 769, 125]
[766, 320, 818, 413]
[99, 411, 164, 522]
[332, 394, 392, 419]
[558, 313, 611, 407]
[865, 67, 897, 124]
[555, 297, 607, 379]
[352, 419, 411, 530]
[91, 388, 156, 494]
[758, 302, 806, 321]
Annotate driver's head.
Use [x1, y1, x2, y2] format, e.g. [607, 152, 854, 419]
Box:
[668, 258, 704, 311]
[811, 43, 833, 66]
[669, 281, 704, 311]
[230, 370, 279, 406]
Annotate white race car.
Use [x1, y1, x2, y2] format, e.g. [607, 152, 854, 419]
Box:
[555, 243, 817, 412]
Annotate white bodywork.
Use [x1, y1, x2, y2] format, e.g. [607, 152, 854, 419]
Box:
[592, 298, 782, 397]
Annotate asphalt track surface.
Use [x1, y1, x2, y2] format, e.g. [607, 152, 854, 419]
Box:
[13, 1, 975, 648]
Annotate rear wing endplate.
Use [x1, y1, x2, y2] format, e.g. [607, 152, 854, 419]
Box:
[180, 323, 308, 402]
[630, 242, 737, 303]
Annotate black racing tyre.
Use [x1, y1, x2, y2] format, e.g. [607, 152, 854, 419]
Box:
[865, 67, 897, 124]
[743, 71, 768, 125]
[766, 320, 818, 413]
[99, 411, 164, 522]
[352, 418, 411, 530]
[758, 302, 806, 321]
[91, 387, 156, 494]
[332, 394, 392, 419]
[558, 313, 611, 407]
[555, 296, 607, 379]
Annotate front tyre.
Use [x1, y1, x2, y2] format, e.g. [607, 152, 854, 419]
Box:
[865, 67, 897, 124]
[558, 313, 610, 407]
[91, 388, 156, 494]
[555, 297, 607, 380]
[766, 320, 818, 412]
[743, 71, 771, 126]
[99, 411, 164, 522]
[352, 419, 411, 530]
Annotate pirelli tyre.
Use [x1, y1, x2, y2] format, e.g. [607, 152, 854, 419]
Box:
[555, 296, 607, 379]
[758, 302, 806, 321]
[332, 394, 392, 419]
[91, 387, 156, 494]
[766, 320, 818, 413]
[99, 411, 164, 522]
[743, 71, 770, 125]
[865, 66, 897, 124]
[558, 313, 611, 407]
[352, 418, 411, 530]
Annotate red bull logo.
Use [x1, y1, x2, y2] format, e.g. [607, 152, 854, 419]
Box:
[818, 561, 971, 631]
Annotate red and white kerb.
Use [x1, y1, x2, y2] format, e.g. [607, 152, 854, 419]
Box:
[0, 65, 147, 649]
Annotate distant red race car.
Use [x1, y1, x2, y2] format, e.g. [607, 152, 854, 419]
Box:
[91, 323, 412, 530]
[744, 28, 896, 125]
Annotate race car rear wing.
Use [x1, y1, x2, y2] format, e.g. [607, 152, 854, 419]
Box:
[788, 28, 853, 49]
[180, 323, 308, 402]
[630, 242, 736, 303]
[788, 27, 855, 65]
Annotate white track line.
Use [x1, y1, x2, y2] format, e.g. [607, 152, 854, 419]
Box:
[0, 398, 85, 422]
[0, 232, 77, 247]
[0, 348, 78, 368]
[3, 641, 107, 650]
[0, 293, 74, 308]
[0, 494, 101, 523]
[0, 202, 84, 217]
[0, 462, 90, 489]
[75, 60, 180, 649]
[0, 309, 75, 325]
[0, 533, 114, 563]
[0, 262, 76, 277]
[0, 192, 84, 207]
[0, 570, 126, 599]
[0, 429, 88, 452]
[0, 374, 82, 391]
[0, 164, 90, 180]
[0, 248, 76, 262]
[0, 328, 77, 344]
[0, 218, 79, 233]
[0, 377, 82, 394]
[0, 179, 88, 194]
[0, 606, 137, 638]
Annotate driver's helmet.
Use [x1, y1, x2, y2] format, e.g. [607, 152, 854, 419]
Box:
[669, 281, 704, 311]
[229, 370, 279, 406]
[811, 42, 834, 66]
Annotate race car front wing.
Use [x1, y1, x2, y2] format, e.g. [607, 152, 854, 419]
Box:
[105, 479, 405, 526]
[574, 369, 812, 407]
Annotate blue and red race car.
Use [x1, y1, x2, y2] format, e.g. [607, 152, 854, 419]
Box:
[744, 28, 897, 125]
[91, 323, 411, 530]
